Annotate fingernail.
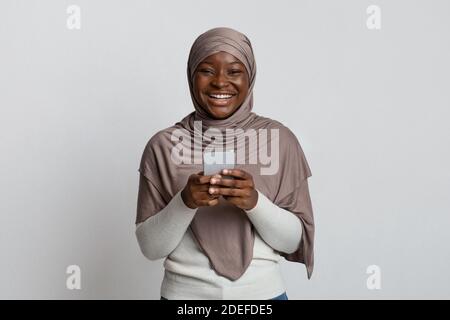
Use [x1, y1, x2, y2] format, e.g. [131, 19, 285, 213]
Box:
[209, 188, 215, 194]
[222, 169, 228, 174]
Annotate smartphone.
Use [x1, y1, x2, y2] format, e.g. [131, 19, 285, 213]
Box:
[203, 150, 235, 179]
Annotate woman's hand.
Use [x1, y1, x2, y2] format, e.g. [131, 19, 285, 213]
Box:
[181, 171, 220, 209]
[208, 169, 258, 210]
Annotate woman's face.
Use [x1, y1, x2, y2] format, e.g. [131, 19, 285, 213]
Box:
[193, 51, 249, 120]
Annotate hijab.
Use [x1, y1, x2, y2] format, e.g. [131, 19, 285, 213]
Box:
[136, 27, 314, 280]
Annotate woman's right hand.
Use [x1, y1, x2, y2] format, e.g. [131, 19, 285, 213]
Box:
[181, 171, 221, 209]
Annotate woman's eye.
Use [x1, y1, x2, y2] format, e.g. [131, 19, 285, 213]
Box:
[199, 69, 214, 74]
[229, 69, 243, 76]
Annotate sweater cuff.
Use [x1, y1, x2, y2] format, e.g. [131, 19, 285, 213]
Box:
[245, 189, 270, 215]
[172, 189, 198, 215]
[135, 189, 196, 230]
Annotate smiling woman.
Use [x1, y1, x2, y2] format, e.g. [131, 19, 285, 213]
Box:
[193, 51, 249, 120]
[135, 27, 314, 300]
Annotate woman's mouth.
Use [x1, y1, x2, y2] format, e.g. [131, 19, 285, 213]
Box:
[206, 92, 237, 106]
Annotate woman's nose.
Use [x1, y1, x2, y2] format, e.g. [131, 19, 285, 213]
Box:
[211, 72, 228, 88]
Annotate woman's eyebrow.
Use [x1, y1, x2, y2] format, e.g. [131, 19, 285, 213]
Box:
[199, 60, 243, 65]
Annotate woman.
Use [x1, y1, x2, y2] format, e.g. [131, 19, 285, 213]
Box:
[135, 27, 314, 300]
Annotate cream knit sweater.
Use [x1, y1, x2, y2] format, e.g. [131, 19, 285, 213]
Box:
[136, 189, 302, 299]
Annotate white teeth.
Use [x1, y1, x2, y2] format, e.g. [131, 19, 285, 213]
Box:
[209, 94, 233, 99]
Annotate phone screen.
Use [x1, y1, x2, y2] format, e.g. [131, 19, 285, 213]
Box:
[203, 150, 235, 178]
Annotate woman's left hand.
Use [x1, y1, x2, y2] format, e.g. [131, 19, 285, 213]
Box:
[208, 169, 258, 210]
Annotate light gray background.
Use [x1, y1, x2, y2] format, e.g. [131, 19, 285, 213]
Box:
[1, 0, 449, 299]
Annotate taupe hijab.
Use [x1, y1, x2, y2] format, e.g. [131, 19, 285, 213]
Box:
[136, 27, 314, 280]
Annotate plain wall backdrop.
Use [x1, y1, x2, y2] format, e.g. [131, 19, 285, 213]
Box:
[1, 0, 449, 299]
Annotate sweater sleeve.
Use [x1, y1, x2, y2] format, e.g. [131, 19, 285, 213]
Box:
[245, 189, 303, 254]
[135, 189, 197, 261]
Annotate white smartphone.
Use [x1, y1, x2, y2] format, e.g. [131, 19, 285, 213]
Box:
[203, 150, 235, 178]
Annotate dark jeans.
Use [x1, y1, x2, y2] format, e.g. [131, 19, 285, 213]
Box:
[270, 292, 288, 300]
[160, 292, 288, 300]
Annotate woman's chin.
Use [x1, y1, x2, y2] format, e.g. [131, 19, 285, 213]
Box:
[205, 105, 237, 119]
